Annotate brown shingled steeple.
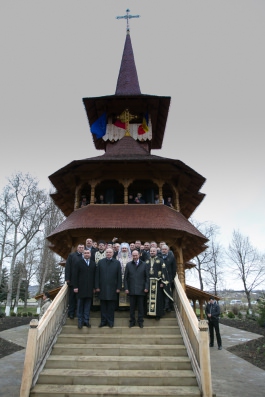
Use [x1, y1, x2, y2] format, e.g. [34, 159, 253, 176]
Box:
[115, 32, 141, 95]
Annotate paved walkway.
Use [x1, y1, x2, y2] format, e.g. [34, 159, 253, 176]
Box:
[0, 323, 264, 397]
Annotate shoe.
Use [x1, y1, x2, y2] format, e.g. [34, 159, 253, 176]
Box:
[109, 324, 114, 328]
[69, 315, 74, 320]
[129, 322, 136, 328]
[165, 308, 171, 313]
[138, 323, 144, 328]
[218, 346, 222, 350]
[155, 316, 160, 321]
[209, 344, 214, 347]
[98, 323, 107, 327]
[78, 323, 83, 329]
[84, 322, 91, 328]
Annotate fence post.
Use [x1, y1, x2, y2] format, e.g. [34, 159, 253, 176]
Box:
[20, 319, 38, 397]
[199, 319, 213, 397]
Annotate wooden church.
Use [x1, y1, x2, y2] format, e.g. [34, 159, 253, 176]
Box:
[47, 16, 210, 303]
[21, 11, 214, 397]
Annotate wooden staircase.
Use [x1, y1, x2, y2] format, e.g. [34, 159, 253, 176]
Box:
[30, 311, 201, 397]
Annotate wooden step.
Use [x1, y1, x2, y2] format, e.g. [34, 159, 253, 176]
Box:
[30, 311, 200, 397]
[65, 317, 177, 327]
[38, 369, 198, 386]
[30, 384, 201, 397]
[57, 333, 183, 345]
[61, 325, 181, 335]
[45, 355, 193, 370]
[51, 343, 188, 357]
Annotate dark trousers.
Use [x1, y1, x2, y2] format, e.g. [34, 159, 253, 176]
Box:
[129, 295, 144, 325]
[100, 300, 116, 326]
[68, 286, 77, 317]
[209, 318, 222, 347]
[77, 297, 92, 325]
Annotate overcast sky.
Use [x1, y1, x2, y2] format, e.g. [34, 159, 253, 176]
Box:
[1, 1, 264, 289]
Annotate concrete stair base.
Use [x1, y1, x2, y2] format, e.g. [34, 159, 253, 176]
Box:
[30, 311, 200, 397]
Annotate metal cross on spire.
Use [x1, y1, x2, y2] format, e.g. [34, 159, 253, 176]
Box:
[116, 9, 140, 32]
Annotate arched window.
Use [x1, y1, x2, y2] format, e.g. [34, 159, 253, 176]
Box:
[79, 183, 91, 207]
[128, 180, 159, 204]
[95, 180, 124, 204]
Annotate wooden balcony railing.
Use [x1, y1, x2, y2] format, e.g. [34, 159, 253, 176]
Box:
[20, 283, 68, 397]
[174, 275, 213, 397]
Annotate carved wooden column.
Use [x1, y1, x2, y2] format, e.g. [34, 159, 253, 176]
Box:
[176, 244, 185, 290]
[122, 178, 132, 204]
[90, 180, 96, 205]
[74, 185, 82, 210]
[171, 186, 180, 211]
[88, 179, 101, 204]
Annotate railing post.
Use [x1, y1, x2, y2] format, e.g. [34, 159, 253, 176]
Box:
[20, 319, 39, 397]
[199, 319, 213, 397]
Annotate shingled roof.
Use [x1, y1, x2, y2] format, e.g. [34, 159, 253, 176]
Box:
[47, 204, 208, 262]
[115, 32, 141, 95]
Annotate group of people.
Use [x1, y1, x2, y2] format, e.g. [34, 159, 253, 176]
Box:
[80, 193, 174, 207]
[65, 238, 176, 329]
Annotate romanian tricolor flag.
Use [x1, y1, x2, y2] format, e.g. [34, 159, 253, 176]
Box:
[114, 120, 126, 129]
[138, 113, 149, 135]
[90, 113, 107, 139]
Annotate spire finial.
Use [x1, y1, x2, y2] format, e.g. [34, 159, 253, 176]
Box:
[116, 8, 140, 33]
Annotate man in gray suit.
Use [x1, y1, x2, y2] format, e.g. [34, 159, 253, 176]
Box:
[124, 250, 149, 328]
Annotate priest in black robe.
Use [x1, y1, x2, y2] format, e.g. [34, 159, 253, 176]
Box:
[145, 247, 173, 319]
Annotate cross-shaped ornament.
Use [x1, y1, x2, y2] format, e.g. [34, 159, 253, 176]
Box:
[116, 9, 140, 32]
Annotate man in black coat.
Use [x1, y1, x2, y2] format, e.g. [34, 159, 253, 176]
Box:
[73, 250, 96, 329]
[205, 296, 222, 350]
[65, 244, 84, 319]
[95, 248, 122, 328]
[124, 250, 149, 328]
[161, 244, 177, 312]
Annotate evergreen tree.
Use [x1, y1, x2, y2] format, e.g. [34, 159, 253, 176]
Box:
[0, 267, 9, 302]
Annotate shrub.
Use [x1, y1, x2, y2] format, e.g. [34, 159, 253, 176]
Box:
[17, 312, 21, 317]
[231, 305, 240, 315]
[0, 310, 6, 318]
[22, 312, 28, 317]
[227, 311, 235, 318]
[10, 311, 16, 317]
[28, 312, 33, 317]
[237, 311, 243, 319]
[257, 298, 265, 327]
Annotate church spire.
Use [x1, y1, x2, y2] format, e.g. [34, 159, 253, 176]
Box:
[115, 9, 141, 95]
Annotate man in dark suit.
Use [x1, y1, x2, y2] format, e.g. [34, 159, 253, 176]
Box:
[124, 250, 149, 328]
[73, 250, 96, 329]
[65, 244, 84, 319]
[85, 237, 97, 261]
[95, 248, 122, 328]
[161, 244, 177, 312]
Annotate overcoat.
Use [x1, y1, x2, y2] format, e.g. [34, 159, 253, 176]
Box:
[72, 258, 96, 299]
[95, 258, 122, 300]
[65, 251, 83, 286]
[124, 260, 149, 295]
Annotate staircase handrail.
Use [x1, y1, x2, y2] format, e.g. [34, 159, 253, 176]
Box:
[20, 283, 68, 397]
[174, 275, 213, 397]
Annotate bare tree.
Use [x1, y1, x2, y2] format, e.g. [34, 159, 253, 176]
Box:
[227, 230, 265, 309]
[189, 220, 224, 292]
[0, 173, 50, 315]
[36, 197, 64, 313]
[204, 238, 224, 295]
[0, 186, 13, 287]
